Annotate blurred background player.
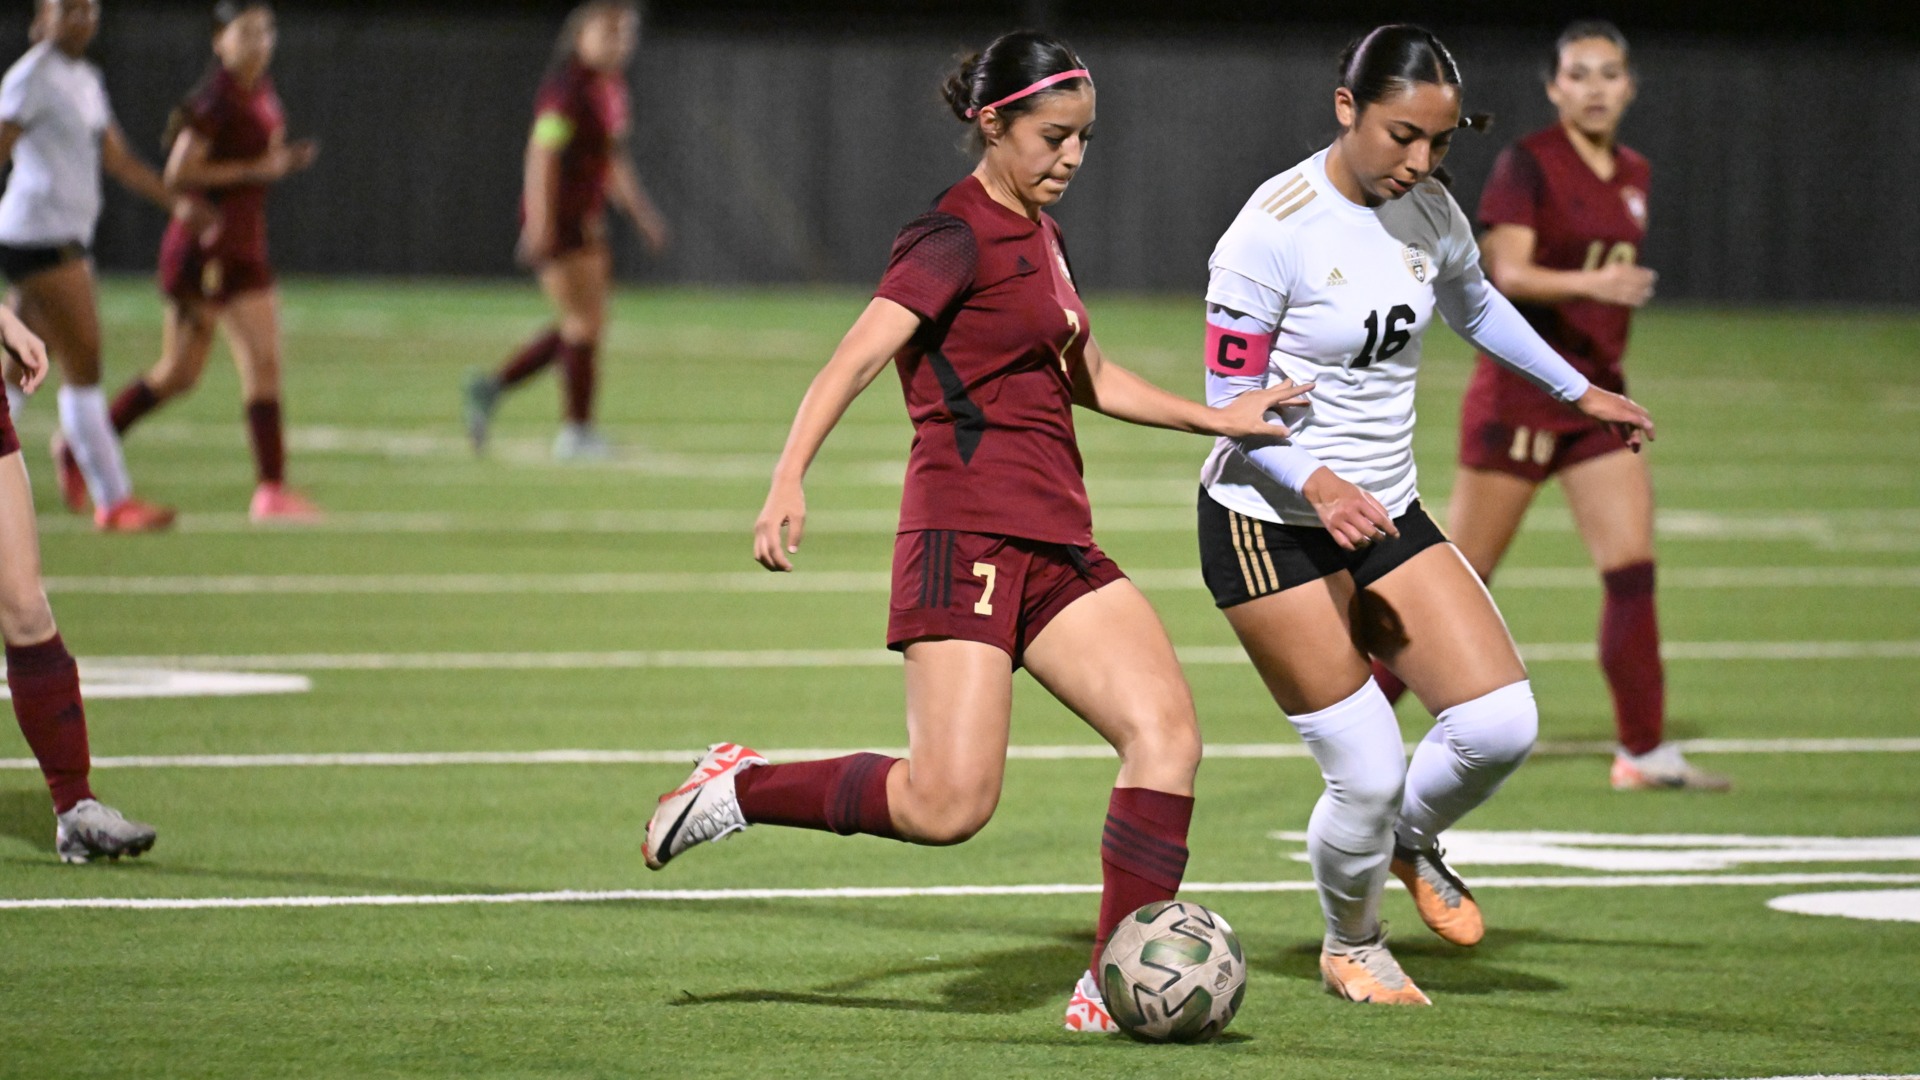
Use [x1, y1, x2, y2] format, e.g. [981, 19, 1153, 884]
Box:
[1368, 21, 1728, 792]
[102, 0, 320, 523]
[0, 0, 204, 532]
[464, 0, 669, 462]
[635, 31, 1310, 1033]
[0, 304, 156, 862]
[1197, 25, 1654, 1004]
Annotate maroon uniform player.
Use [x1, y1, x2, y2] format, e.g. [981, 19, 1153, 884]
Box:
[1371, 21, 1727, 790]
[464, 0, 669, 461]
[635, 31, 1308, 1033]
[102, 0, 321, 523]
[0, 305, 156, 861]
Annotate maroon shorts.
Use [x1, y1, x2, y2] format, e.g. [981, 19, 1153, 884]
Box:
[0, 379, 18, 458]
[552, 211, 605, 259]
[1459, 381, 1629, 483]
[158, 227, 274, 306]
[887, 530, 1127, 664]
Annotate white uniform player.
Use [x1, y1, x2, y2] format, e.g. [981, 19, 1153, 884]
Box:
[1201, 146, 1590, 527]
[0, 7, 187, 533]
[1195, 137, 1649, 1007]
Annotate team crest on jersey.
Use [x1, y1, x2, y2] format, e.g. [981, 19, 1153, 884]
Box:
[1401, 245, 1431, 284]
[1620, 186, 1649, 229]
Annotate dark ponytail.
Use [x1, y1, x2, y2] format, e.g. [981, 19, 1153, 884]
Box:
[1338, 24, 1491, 134]
[1546, 19, 1630, 82]
[161, 0, 271, 152]
[941, 30, 1088, 146]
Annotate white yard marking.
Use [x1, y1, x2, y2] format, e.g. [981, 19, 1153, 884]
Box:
[29, 504, 1920, 544]
[64, 641, 1920, 673]
[0, 668, 311, 701]
[41, 566, 1920, 595]
[1269, 830, 1920, 873]
[1767, 889, 1920, 925]
[3, 872, 1918, 913]
[6, 738, 1916, 772]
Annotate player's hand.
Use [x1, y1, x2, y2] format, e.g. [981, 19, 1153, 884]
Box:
[1211, 378, 1315, 439]
[0, 308, 49, 394]
[261, 139, 319, 181]
[1589, 263, 1657, 308]
[1303, 467, 1398, 551]
[753, 478, 807, 572]
[636, 213, 671, 257]
[516, 225, 555, 267]
[1574, 386, 1656, 451]
[173, 195, 222, 245]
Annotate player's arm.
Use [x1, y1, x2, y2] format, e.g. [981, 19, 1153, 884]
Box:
[0, 122, 21, 165]
[608, 146, 669, 255]
[1070, 334, 1309, 438]
[753, 298, 921, 572]
[164, 126, 315, 191]
[1480, 223, 1656, 308]
[519, 111, 568, 263]
[1436, 263, 1654, 448]
[100, 122, 215, 230]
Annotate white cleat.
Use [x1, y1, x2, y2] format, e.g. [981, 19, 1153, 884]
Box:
[642, 742, 767, 870]
[55, 799, 157, 865]
[552, 423, 612, 462]
[1611, 743, 1732, 792]
[1063, 969, 1119, 1033]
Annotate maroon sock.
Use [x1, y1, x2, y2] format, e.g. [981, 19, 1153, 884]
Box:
[1601, 561, 1664, 756]
[734, 753, 901, 839]
[558, 340, 597, 424]
[1369, 660, 1408, 705]
[110, 380, 161, 434]
[1092, 787, 1193, 974]
[7, 634, 92, 813]
[497, 328, 563, 388]
[245, 399, 286, 484]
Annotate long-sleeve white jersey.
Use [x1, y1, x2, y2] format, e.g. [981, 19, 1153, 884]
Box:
[1200, 147, 1592, 527]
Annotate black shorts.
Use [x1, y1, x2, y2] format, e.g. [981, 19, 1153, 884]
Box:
[0, 241, 87, 284]
[1197, 487, 1450, 609]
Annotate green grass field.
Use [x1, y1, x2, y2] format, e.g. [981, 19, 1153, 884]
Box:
[1, 279, 1917, 1078]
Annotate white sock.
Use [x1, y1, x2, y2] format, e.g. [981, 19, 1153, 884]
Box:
[1292, 679, 1408, 944]
[1395, 680, 1538, 851]
[56, 385, 133, 509]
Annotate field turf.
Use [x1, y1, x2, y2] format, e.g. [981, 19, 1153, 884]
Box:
[1, 279, 1917, 1078]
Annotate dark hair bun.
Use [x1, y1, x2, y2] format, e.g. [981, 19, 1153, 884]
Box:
[941, 30, 1087, 131]
[942, 52, 984, 122]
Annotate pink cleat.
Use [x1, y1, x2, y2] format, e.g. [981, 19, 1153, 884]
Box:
[249, 482, 323, 524]
[93, 497, 177, 533]
[49, 434, 87, 513]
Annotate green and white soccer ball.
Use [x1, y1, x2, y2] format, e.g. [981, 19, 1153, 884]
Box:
[1099, 900, 1247, 1043]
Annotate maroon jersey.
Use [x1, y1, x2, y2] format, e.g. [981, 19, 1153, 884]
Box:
[1467, 125, 1650, 428]
[167, 66, 283, 266]
[876, 176, 1094, 546]
[529, 60, 628, 233]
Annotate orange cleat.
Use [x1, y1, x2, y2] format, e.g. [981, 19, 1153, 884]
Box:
[93, 497, 177, 533]
[1612, 744, 1732, 792]
[49, 434, 87, 513]
[1391, 843, 1484, 946]
[249, 482, 323, 524]
[1063, 970, 1120, 1033]
[1320, 927, 1432, 1006]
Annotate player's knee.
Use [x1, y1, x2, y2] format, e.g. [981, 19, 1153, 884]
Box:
[148, 365, 202, 398]
[910, 798, 997, 846]
[560, 313, 603, 344]
[1444, 681, 1538, 769]
[1333, 761, 1408, 821]
[1118, 706, 1202, 776]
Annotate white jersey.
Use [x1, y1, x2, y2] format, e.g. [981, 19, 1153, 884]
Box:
[1201, 147, 1484, 527]
[0, 42, 112, 247]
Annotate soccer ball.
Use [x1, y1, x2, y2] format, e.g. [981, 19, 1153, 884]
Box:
[1099, 900, 1247, 1043]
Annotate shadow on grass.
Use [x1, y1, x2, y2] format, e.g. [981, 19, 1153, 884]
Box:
[0, 785, 52, 853]
[672, 936, 1087, 1015]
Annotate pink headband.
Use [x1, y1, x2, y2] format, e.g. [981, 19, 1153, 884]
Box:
[965, 69, 1092, 119]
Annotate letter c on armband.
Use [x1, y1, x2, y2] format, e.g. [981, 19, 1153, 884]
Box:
[1206, 322, 1275, 376]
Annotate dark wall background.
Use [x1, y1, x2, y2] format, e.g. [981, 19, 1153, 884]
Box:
[59, 5, 1920, 303]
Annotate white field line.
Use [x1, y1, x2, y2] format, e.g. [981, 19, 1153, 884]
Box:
[41, 565, 1920, 595]
[69, 640, 1920, 673]
[5, 872, 1919, 912]
[7, 738, 1918, 772]
[30, 506, 1920, 544]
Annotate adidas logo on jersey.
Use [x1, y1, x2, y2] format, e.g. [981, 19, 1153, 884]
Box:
[1325, 268, 1348, 286]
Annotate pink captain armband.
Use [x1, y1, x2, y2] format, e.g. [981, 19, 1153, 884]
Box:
[1205, 322, 1275, 377]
